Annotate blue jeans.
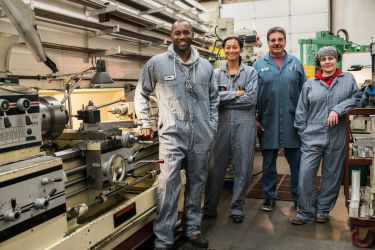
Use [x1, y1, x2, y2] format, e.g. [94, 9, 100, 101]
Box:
[261, 148, 301, 200]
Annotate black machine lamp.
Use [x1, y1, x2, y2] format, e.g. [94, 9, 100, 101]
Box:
[90, 59, 114, 84]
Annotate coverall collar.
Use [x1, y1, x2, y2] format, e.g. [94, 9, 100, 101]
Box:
[167, 44, 199, 83]
[313, 71, 345, 89]
[167, 44, 199, 66]
[264, 50, 293, 70]
[221, 62, 245, 77]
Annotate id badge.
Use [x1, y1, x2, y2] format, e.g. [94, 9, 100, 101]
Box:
[218, 86, 227, 92]
[163, 74, 176, 81]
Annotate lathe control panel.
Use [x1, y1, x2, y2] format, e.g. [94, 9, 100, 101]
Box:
[0, 87, 42, 153]
[0, 156, 65, 243]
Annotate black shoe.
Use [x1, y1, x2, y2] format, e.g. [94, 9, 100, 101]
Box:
[231, 214, 244, 224]
[184, 234, 209, 248]
[260, 198, 275, 211]
[202, 212, 217, 220]
[154, 247, 171, 250]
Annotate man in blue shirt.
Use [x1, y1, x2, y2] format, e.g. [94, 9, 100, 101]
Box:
[254, 27, 306, 211]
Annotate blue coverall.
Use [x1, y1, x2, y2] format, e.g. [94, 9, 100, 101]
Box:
[254, 52, 306, 201]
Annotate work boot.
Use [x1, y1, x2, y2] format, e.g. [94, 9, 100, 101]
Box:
[260, 198, 275, 211]
[184, 234, 209, 248]
[230, 214, 244, 224]
[315, 214, 329, 223]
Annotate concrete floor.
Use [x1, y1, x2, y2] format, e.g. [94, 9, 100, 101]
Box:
[196, 152, 364, 250]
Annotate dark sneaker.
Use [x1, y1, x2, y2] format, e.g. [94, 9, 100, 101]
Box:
[290, 216, 305, 225]
[230, 214, 244, 224]
[184, 234, 209, 248]
[260, 198, 275, 211]
[315, 214, 329, 223]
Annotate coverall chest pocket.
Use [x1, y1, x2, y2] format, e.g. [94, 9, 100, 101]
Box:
[160, 78, 184, 115]
[258, 70, 273, 84]
[192, 82, 210, 119]
[309, 87, 327, 102]
[194, 82, 209, 100]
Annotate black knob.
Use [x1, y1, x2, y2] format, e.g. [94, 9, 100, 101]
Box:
[11, 198, 16, 209]
[0, 99, 10, 112]
[4, 117, 11, 128]
[25, 115, 32, 125]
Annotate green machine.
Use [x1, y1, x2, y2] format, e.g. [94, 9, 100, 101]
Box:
[299, 30, 369, 77]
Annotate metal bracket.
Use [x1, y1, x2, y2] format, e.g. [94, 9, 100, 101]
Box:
[177, 7, 196, 15]
[88, 24, 120, 38]
[138, 6, 166, 16]
[89, 46, 122, 58]
[88, 46, 154, 59]
[86, 4, 118, 17]
[140, 38, 168, 48]
[139, 23, 164, 33]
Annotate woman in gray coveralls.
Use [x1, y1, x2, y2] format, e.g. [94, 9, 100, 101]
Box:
[291, 46, 361, 225]
[203, 36, 258, 223]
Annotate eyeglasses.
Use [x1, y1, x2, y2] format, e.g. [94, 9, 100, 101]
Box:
[185, 81, 197, 98]
[269, 38, 285, 43]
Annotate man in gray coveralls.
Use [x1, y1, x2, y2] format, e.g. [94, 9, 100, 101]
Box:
[134, 20, 219, 250]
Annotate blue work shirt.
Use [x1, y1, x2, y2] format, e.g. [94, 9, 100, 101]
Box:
[254, 52, 306, 149]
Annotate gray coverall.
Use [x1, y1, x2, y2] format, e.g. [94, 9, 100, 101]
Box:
[135, 45, 219, 248]
[294, 72, 361, 223]
[204, 63, 258, 217]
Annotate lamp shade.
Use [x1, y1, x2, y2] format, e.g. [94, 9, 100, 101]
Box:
[90, 59, 114, 84]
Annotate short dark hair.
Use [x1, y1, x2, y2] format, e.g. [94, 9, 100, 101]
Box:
[267, 27, 286, 41]
[171, 19, 193, 32]
[222, 36, 244, 49]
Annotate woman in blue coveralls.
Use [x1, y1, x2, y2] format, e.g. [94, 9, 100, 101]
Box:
[203, 36, 258, 223]
[291, 46, 361, 225]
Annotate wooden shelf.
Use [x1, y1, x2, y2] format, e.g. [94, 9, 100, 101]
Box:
[348, 157, 373, 165]
[350, 217, 375, 227]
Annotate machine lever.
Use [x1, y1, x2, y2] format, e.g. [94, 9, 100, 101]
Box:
[2, 198, 21, 222]
[4, 116, 11, 128]
[34, 188, 57, 209]
[11, 198, 16, 210]
[138, 140, 154, 144]
[25, 113, 32, 125]
[41, 177, 63, 185]
[48, 188, 57, 198]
